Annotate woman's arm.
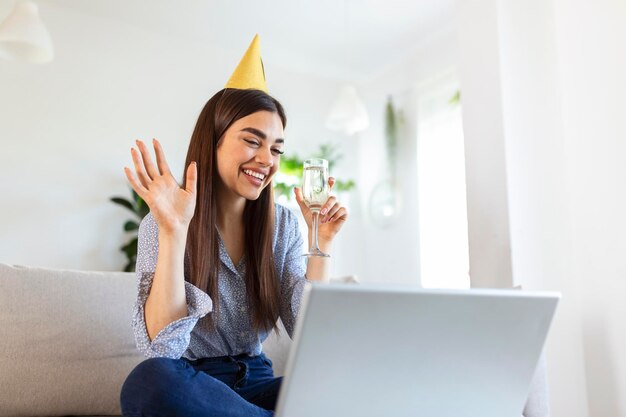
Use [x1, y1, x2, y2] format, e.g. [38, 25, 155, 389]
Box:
[144, 228, 189, 340]
[125, 138, 199, 340]
[303, 237, 332, 283]
[126, 138, 213, 358]
[294, 177, 348, 283]
[132, 213, 212, 358]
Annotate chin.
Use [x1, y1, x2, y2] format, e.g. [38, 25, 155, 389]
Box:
[240, 187, 265, 201]
[237, 178, 272, 201]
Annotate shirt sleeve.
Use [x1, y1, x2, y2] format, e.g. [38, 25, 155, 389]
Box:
[278, 209, 312, 339]
[132, 212, 213, 359]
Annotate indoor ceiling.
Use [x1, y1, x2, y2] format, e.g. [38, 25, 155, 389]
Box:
[34, 0, 455, 80]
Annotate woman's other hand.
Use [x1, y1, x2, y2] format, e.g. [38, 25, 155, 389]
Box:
[123, 138, 197, 235]
[294, 177, 348, 246]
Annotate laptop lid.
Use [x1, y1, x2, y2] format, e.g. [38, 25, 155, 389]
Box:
[275, 283, 559, 417]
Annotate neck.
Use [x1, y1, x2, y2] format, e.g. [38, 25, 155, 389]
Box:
[215, 181, 246, 232]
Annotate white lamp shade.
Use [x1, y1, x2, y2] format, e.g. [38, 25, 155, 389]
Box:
[325, 84, 370, 135]
[0, 1, 54, 63]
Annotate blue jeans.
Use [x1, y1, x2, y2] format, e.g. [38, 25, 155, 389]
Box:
[120, 353, 281, 417]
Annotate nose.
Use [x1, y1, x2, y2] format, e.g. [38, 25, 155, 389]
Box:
[255, 146, 274, 167]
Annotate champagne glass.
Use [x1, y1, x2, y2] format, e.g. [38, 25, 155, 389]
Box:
[302, 158, 331, 257]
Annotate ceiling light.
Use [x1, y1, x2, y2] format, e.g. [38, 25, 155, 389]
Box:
[326, 84, 370, 136]
[0, 1, 54, 63]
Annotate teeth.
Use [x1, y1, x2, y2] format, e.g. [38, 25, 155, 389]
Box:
[243, 169, 265, 180]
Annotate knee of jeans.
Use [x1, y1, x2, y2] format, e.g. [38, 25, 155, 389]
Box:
[120, 357, 185, 409]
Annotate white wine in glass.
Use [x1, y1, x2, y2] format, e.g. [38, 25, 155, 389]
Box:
[302, 158, 330, 257]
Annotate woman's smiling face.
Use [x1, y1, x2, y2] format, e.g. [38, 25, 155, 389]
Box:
[216, 110, 285, 201]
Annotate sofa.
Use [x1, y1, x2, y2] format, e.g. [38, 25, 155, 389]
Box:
[0, 263, 548, 416]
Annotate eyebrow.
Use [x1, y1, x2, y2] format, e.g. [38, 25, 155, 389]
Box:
[240, 127, 284, 144]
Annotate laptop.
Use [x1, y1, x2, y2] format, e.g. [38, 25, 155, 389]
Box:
[274, 283, 559, 417]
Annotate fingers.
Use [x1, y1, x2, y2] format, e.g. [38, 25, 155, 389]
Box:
[130, 146, 152, 189]
[327, 206, 348, 224]
[328, 176, 335, 191]
[123, 165, 148, 198]
[152, 138, 172, 177]
[185, 162, 197, 195]
[320, 196, 336, 218]
[135, 139, 160, 180]
[293, 187, 308, 212]
[321, 200, 340, 223]
[320, 196, 348, 224]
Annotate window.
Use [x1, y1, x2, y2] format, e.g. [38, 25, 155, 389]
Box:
[417, 70, 470, 289]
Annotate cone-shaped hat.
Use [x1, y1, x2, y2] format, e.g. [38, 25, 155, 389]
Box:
[224, 34, 268, 93]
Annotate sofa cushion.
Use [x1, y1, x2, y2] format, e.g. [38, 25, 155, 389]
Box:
[0, 264, 355, 416]
[0, 264, 144, 417]
[261, 318, 292, 376]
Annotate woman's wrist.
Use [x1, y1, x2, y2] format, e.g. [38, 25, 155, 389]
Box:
[317, 239, 332, 253]
[159, 227, 189, 245]
[307, 226, 333, 251]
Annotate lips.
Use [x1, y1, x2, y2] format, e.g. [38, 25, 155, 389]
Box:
[242, 169, 266, 180]
[241, 168, 269, 187]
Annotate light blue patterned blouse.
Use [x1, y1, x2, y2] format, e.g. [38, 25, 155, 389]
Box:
[132, 204, 309, 360]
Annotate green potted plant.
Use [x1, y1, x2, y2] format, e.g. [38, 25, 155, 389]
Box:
[110, 189, 149, 272]
[273, 142, 356, 200]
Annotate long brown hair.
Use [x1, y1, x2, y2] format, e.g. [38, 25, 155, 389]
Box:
[182, 88, 287, 333]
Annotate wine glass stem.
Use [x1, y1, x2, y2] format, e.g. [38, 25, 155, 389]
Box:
[311, 211, 321, 252]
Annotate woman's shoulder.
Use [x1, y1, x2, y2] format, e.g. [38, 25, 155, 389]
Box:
[273, 203, 303, 254]
[274, 203, 303, 241]
[274, 203, 299, 228]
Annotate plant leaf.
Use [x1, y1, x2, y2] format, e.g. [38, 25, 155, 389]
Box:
[273, 182, 292, 199]
[334, 179, 356, 192]
[449, 90, 461, 104]
[137, 197, 149, 219]
[279, 155, 304, 176]
[124, 220, 139, 231]
[121, 237, 138, 258]
[124, 258, 136, 272]
[110, 197, 134, 212]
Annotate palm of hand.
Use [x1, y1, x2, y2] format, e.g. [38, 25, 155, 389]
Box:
[294, 177, 348, 244]
[124, 139, 198, 235]
[147, 175, 196, 233]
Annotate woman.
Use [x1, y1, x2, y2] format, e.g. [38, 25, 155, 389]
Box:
[119, 87, 347, 417]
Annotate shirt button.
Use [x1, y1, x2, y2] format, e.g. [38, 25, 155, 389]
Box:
[239, 332, 246, 338]
[239, 306, 246, 313]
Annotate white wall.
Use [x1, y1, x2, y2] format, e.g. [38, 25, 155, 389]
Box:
[496, 1, 590, 416]
[455, 0, 514, 290]
[345, 25, 459, 285]
[0, 3, 348, 271]
[0, 3, 460, 288]
[458, 0, 626, 416]
[553, 1, 626, 415]
[0, 2, 462, 287]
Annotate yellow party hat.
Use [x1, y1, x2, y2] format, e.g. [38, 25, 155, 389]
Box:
[224, 34, 268, 93]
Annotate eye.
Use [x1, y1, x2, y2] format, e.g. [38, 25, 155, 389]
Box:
[243, 138, 259, 146]
[271, 148, 285, 155]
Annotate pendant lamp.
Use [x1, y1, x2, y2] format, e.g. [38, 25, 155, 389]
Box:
[325, 0, 369, 136]
[325, 84, 370, 135]
[0, 1, 54, 63]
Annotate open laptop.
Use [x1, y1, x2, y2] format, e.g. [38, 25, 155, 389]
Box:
[274, 283, 559, 417]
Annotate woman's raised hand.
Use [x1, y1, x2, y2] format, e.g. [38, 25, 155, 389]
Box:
[294, 177, 348, 244]
[124, 138, 197, 235]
